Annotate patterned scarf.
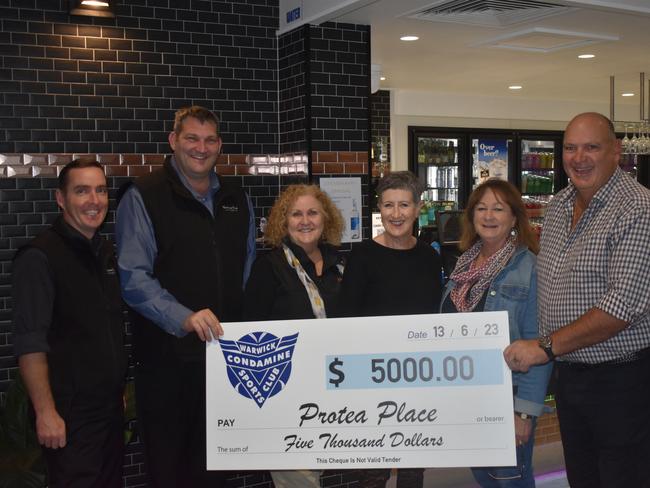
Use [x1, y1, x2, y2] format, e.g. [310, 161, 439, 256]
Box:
[282, 244, 327, 319]
[450, 236, 517, 312]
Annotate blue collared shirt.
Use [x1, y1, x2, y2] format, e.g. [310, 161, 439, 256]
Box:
[115, 156, 256, 337]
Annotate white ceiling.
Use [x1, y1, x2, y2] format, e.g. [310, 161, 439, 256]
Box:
[330, 0, 650, 116]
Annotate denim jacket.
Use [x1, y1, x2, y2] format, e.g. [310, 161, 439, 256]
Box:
[441, 245, 552, 417]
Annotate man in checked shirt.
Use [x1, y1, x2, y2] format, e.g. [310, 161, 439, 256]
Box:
[504, 112, 650, 488]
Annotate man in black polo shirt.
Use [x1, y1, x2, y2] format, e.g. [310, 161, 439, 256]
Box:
[116, 106, 256, 487]
[13, 160, 127, 487]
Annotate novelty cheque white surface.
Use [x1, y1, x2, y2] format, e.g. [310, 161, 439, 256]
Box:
[206, 311, 516, 470]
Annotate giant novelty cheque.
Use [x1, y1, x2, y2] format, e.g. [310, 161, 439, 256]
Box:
[206, 311, 516, 470]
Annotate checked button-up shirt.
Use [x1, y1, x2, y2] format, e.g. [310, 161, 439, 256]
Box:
[538, 167, 650, 364]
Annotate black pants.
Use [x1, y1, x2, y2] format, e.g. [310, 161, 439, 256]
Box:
[135, 360, 229, 488]
[555, 355, 650, 488]
[43, 399, 124, 488]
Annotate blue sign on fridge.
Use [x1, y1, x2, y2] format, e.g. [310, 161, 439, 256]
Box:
[477, 139, 509, 182]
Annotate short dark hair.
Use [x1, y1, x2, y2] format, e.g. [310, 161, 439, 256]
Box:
[173, 106, 220, 135]
[376, 171, 423, 204]
[58, 159, 104, 191]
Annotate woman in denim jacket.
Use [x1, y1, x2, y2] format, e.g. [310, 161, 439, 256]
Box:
[440, 179, 553, 488]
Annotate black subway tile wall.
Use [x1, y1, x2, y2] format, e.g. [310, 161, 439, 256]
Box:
[309, 23, 369, 153]
[1, 4, 371, 486]
[371, 89, 390, 156]
[278, 22, 370, 156]
[0, 0, 279, 155]
[278, 24, 308, 154]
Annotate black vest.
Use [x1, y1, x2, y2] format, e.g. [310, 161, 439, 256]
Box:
[25, 218, 126, 411]
[131, 157, 250, 362]
[263, 241, 344, 320]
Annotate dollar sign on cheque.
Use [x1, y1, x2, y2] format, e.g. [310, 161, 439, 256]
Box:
[328, 357, 345, 387]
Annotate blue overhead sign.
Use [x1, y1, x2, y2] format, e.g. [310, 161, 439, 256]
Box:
[286, 7, 301, 23]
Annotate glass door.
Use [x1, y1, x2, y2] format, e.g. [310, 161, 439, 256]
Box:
[519, 137, 560, 238]
[417, 136, 460, 206]
[520, 138, 556, 198]
[409, 127, 469, 240]
[414, 135, 462, 238]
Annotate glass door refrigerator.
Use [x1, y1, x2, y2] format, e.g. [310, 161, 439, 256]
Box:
[516, 132, 566, 237]
[409, 129, 467, 235]
[409, 127, 570, 224]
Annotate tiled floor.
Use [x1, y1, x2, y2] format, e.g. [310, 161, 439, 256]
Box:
[537, 470, 569, 488]
[385, 441, 568, 487]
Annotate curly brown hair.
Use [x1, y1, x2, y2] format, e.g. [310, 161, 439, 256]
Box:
[459, 179, 539, 254]
[264, 184, 344, 247]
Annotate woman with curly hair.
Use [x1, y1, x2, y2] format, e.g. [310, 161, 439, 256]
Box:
[243, 184, 345, 488]
[244, 184, 345, 322]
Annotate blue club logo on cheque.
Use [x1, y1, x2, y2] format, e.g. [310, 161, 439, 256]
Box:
[219, 331, 299, 408]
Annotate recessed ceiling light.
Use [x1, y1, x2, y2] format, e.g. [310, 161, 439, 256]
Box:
[400, 35, 419, 42]
[380, 76, 386, 81]
[508, 85, 523, 90]
[622, 93, 635, 97]
[578, 54, 595, 59]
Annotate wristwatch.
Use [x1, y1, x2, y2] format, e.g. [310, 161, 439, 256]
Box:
[515, 411, 533, 420]
[538, 334, 555, 361]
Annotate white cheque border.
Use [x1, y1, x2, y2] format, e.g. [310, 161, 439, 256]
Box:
[206, 311, 515, 470]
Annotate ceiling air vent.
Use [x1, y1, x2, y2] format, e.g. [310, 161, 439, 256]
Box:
[471, 27, 619, 52]
[407, 0, 576, 27]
